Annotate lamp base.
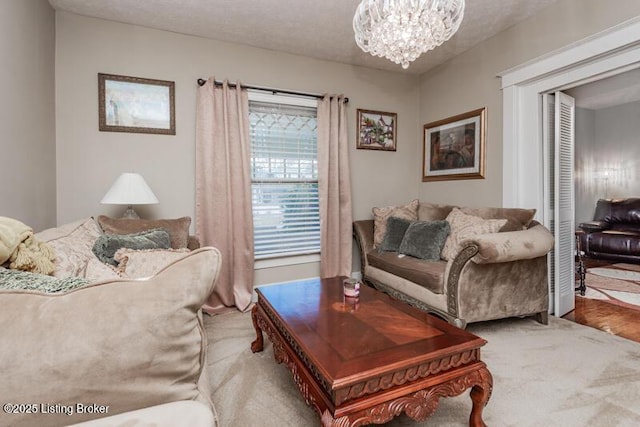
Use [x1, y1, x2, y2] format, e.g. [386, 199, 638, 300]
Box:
[121, 205, 140, 219]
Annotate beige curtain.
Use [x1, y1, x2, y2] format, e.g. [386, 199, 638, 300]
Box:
[195, 78, 254, 314]
[318, 95, 352, 278]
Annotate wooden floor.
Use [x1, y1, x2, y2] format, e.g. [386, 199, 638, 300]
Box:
[562, 258, 640, 344]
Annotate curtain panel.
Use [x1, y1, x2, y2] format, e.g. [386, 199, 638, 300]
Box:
[318, 95, 353, 278]
[195, 78, 254, 314]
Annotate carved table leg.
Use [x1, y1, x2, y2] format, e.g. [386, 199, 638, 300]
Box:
[469, 367, 493, 427]
[250, 304, 264, 353]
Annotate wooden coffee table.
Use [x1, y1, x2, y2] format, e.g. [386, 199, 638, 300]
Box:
[251, 277, 492, 426]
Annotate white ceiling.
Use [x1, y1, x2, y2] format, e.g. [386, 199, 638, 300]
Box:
[48, 0, 560, 75]
[567, 68, 640, 110]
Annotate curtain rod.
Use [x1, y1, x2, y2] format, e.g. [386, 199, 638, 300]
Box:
[196, 78, 348, 104]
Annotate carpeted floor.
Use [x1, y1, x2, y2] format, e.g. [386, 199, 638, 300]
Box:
[204, 311, 640, 427]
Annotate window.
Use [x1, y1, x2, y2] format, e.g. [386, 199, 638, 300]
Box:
[248, 93, 320, 260]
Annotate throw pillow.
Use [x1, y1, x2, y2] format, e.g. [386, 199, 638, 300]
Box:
[92, 229, 171, 266]
[0, 247, 221, 427]
[372, 199, 419, 248]
[114, 248, 190, 278]
[378, 217, 412, 252]
[459, 207, 536, 232]
[36, 218, 103, 278]
[96, 215, 191, 249]
[441, 208, 508, 261]
[398, 220, 450, 260]
[84, 257, 121, 282]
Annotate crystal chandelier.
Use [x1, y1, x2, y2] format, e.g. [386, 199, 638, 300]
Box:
[353, 0, 465, 69]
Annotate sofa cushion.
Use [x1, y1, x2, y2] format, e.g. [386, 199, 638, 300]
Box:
[367, 250, 446, 294]
[0, 247, 221, 427]
[418, 202, 457, 221]
[379, 217, 412, 252]
[460, 206, 535, 232]
[442, 208, 507, 261]
[372, 200, 419, 248]
[97, 215, 191, 249]
[92, 229, 171, 266]
[114, 248, 191, 278]
[398, 220, 450, 261]
[36, 218, 103, 278]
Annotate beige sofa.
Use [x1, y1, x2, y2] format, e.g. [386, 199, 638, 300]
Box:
[354, 201, 554, 328]
[0, 218, 221, 427]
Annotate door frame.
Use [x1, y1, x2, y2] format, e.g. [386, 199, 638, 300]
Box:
[499, 17, 640, 314]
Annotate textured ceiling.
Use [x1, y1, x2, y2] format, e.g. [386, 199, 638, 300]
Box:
[49, 0, 561, 75]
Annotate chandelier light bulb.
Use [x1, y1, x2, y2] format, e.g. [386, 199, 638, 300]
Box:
[353, 0, 465, 69]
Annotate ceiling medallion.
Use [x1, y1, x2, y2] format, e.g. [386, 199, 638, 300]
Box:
[353, 0, 465, 69]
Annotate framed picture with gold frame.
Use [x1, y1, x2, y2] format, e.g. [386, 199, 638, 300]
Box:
[422, 108, 486, 181]
[356, 109, 397, 151]
[98, 73, 175, 135]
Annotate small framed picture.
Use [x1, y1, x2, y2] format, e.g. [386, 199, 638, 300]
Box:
[422, 108, 486, 181]
[98, 73, 175, 135]
[356, 109, 397, 151]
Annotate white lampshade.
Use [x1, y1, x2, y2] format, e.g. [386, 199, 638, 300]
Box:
[101, 173, 159, 218]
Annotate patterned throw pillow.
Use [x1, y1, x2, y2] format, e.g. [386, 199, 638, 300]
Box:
[37, 218, 103, 278]
[372, 199, 419, 248]
[92, 229, 171, 266]
[114, 248, 190, 278]
[441, 208, 507, 261]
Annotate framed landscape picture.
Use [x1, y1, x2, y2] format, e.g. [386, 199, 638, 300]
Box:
[98, 73, 176, 135]
[356, 109, 397, 151]
[422, 107, 486, 181]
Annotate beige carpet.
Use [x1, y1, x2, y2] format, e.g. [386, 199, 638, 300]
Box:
[204, 312, 640, 427]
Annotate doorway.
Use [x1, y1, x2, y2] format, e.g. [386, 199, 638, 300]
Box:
[499, 18, 640, 317]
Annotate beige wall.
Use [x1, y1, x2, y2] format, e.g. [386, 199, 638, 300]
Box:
[55, 12, 420, 284]
[0, 0, 56, 231]
[418, 0, 640, 208]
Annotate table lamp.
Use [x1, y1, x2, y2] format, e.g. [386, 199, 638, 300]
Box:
[100, 173, 159, 219]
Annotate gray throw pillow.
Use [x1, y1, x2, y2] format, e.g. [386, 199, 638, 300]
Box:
[398, 220, 450, 260]
[379, 216, 412, 252]
[92, 228, 171, 266]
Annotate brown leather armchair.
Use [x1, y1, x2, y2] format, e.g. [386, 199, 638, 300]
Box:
[578, 198, 640, 263]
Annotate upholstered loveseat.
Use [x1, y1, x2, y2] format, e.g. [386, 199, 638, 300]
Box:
[0, 217, 221, 427]
[578, 198, 640, 263]
[354, 201, 554, 328]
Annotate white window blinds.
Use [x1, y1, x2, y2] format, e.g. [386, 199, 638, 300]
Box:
[249, 100, 320, 259]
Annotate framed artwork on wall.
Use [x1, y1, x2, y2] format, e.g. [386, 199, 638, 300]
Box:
[356, 109, 397, 151]
[98, 73, 176, 135]
[422, 107, 486, 181]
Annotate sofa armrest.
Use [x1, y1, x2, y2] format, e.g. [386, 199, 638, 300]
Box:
[463, 223, 554, 264]
[353, 220, 374, 273]
[578, 220, 609, 233]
